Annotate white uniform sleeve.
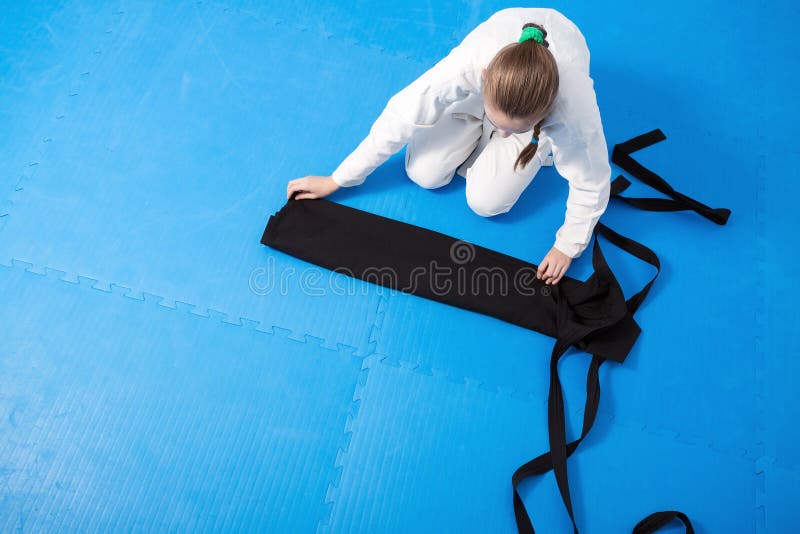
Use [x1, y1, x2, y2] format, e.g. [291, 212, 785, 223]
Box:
[331, 51, 477, 187]
[545, 66, 611, 259]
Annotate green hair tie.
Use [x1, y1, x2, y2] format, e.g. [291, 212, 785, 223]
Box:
[518, 26, 544, 45]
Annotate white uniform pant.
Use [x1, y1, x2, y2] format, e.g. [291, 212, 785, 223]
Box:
[404, 111, 553, 217]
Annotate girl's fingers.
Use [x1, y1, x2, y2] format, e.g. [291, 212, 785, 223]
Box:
[537, 260, 549, 279]
[543, 260, 566, 285]
[554, 261, 571, 284]
[287, 177, 307, 190]
[543, 262, 556, 282]
[296, 192, 316, 200]
[287, 181, 307, 198]
[551, 265, 565, 285]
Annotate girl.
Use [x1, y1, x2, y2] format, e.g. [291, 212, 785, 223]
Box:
[286, 8, 611, 286]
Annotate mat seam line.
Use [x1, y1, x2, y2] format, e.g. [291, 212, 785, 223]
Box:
[0, 9, 125, 236]
[753, 154, 768, 534]
[0, 256, 364, 354]
[315, 289, 387, 531]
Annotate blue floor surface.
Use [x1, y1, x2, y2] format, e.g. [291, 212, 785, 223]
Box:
[1, 1, 797, 532]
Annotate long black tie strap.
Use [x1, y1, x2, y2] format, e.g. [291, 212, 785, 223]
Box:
[633, 510, 695, 533]
[610, 129, 731, 225]
[511, 131, 729, 533]
[512, 219, 662, 534]
[260, 129, 730, 533]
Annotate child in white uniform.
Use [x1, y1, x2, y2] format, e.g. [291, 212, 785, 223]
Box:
[287, 8, 611, 285]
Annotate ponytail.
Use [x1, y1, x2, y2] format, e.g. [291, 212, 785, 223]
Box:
[483, 22, 558, 173]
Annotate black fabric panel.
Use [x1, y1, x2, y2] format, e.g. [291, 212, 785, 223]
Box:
[262, 198, 638, 364]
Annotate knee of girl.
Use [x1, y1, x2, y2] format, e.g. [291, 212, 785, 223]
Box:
[466, 192, 512, 217]
[405, 160, 453, 189]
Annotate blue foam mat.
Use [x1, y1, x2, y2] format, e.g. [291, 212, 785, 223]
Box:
[1, 0, 797, 532]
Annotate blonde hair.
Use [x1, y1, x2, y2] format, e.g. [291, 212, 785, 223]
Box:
[482, 23, 559, 173]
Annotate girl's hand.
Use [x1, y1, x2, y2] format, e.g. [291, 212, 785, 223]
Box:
[536, 247, 572, 285]
[287, 175, 340, 200]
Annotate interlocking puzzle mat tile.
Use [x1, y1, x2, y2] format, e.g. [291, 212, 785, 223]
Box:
[0, 262, 364, 532]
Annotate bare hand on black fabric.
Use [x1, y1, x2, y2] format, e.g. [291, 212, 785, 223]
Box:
[287, 175, 340, 200]
[537, 247, 572, 285]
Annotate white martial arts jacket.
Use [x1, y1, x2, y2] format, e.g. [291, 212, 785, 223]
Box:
[331, 8, 612, 259]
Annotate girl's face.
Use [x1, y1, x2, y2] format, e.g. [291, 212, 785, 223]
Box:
[484, 101, 538, 138]
[481, 69, 541, 138]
